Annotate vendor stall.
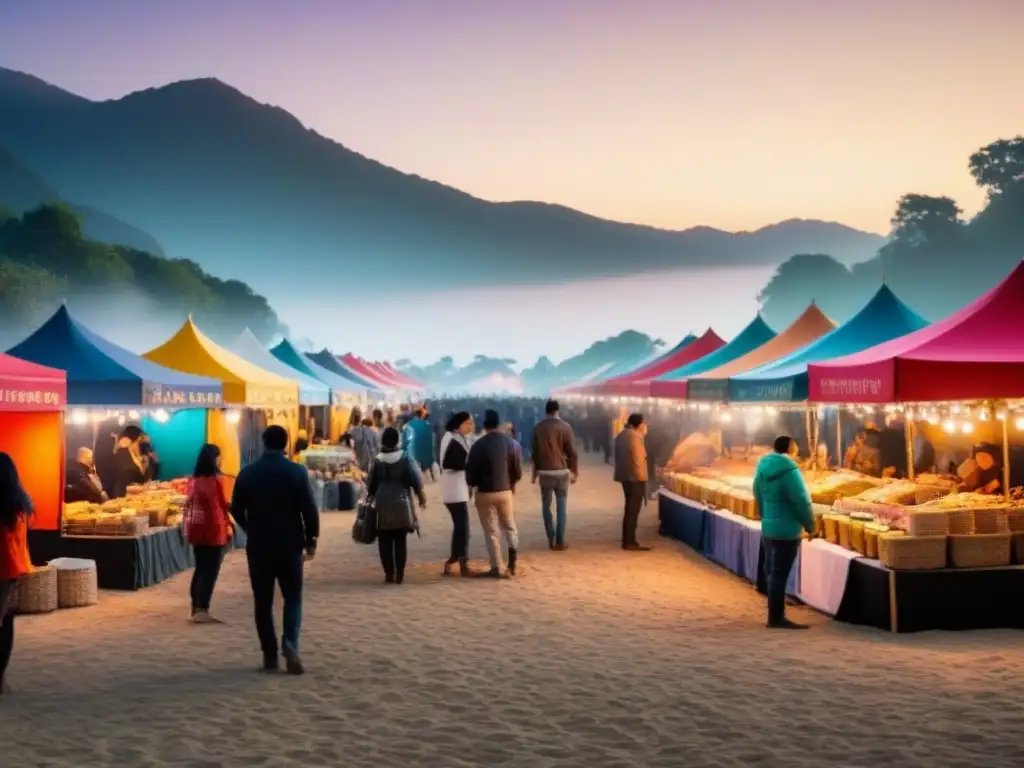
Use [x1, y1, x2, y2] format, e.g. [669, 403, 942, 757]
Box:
[598, 328, 726, 398]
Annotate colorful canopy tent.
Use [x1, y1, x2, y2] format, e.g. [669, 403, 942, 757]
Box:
[144, 318, 299, 408]
[377, 362, 424, 389]
[7, 306, 223, 407]
[658, 304, 835, 400]
[340, 353, 401, 390]
[809, 260, 1024, 403]
[369, 361, 424, 391]
[728, 285, 927, 402]
[566, 341, 693, 395]
[601, 328, 727, 397]
[644, 316, 776, 398]
[0, 353, 66, 531]
[307, 350, 381, 392]
[230, 329, 330, 406]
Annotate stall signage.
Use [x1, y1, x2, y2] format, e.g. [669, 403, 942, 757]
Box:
[246, 386, 297, 408]
[816, 377, 885, 399]
[143, 384, 223, 407]
[0, 387, 64, 409]
[686, 379, 728, 401]
[730, 378, 795, 403]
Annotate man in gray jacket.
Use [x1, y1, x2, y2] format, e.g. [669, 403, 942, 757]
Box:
[530, 399, 579, 550]
[614, 413, 652, 551]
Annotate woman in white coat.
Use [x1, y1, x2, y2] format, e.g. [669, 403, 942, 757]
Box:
[439, 412, 476, 577]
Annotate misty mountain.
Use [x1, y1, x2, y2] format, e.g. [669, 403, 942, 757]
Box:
[0, 144, 165, 256]
[0, 67, 884, 308]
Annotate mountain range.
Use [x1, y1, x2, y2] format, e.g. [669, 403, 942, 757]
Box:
[0, 67, 885, 310]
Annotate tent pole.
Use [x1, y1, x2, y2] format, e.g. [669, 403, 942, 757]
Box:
[836, 408, 842, 470]
[904, 416, 915, 481]
[804, 405, 813, 465]
[1001, 399, 1011, 503]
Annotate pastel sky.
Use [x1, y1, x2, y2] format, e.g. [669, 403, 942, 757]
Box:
[2, 0, 1022, 235]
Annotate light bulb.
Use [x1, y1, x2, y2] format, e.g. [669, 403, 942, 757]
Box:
[226, 410, 242, 425]
[961, 422, 974, 434]
[1016, 417, 1024, 431]
[153, 409, 169, 424]
[720, 412, 732, 423]
[943, 420, 956, 434]
[70, 409, 88, 425]
[951, 404, 961, 415]
[91, 411, 106, 423]
[128, 410, 140, 421]
[998, 410, 1007, 421]
[980, 409, 989, 421]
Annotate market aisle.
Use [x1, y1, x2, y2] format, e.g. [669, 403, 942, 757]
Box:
[4, 453, 1024, 767]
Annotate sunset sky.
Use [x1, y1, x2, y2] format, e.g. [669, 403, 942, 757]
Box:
[3, 0, 1021, 235]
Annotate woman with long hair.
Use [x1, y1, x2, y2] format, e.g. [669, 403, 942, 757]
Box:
[366, 427, 426, 584]
[439, 412, 475, 577]
[185, 444, 233, 623]
[0, 453, 33, 695]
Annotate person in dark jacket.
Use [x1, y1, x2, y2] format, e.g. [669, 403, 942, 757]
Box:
[231, 425, 320, 674]
[109, 425, 147, 498]
[367, 427, 427, 584]
[439, 412, 475, 577]
[65, 447, 107, 504]
[614, 413, 651, 551]
[466, 409, 523, 578]
[530, 399, 579, 550]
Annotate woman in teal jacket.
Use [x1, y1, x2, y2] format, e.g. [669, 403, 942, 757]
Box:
[753, 435, 814, 630]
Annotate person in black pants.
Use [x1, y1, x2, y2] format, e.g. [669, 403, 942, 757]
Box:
[614, 413, 653, 551]
[232, 426, 320, 674]
[0, 581, 14, 695]
[367, 427, 427, 584]
[439, 412, 475, 577]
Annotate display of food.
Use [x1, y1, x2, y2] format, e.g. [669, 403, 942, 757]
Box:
[804, 471, 882, 505]
[299, 446, 364, 482]
[62, 481, 189, 537]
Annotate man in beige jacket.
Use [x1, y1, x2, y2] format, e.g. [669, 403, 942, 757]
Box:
[613, 413, 652, 551]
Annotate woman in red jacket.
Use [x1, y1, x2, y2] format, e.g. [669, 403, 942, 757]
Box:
[185, 444, 233, 623]
[0, 453, 33, 695]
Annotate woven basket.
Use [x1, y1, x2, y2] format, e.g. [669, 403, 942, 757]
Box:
[824, 515, 842, 545]
[15, 565, 58, 614]
[50, 558, 99, 609]
[1012, 532, 1024, 564]
[973, 508, 1010, 535]
[914, 485, 950, 505]
[948, 509, 976, 535]
[849, 520, 866, 555]
[837, 517, 853, 550]
[948, 534, 1011, 568]
[905, 508, 951, 537]
[1007, 507, 1024, 532]
[878, 534, 947, 570]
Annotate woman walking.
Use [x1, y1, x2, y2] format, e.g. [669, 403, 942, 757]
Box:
[440, 412, 475, 577]
[0, 453, 33, 695]
[366, 427, 426, 584]
[185, 444, 233, 623]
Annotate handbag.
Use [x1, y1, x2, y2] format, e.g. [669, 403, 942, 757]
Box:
[352, 499, 379, 545]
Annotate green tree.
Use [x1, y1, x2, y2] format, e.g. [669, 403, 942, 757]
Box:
[888, 194, 963, 247]
[969, 136, 1024, 196]
[0, 257, 64, 326]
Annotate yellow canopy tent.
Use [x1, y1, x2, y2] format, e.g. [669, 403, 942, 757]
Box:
[144, 318, 301, 474]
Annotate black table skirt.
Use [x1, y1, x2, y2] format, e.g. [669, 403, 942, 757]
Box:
[29, 527, 247, 591]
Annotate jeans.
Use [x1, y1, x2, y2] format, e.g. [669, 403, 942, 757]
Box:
[246, 547, 304, 661]
[0, 580, 14, 688]
[444, 502, 470, 562]
[190, 545, 224, 614]
[539, 473, 569, 543]
[378, 530, 409, 578]
[621, 481, 646, 546]
[763, 538, 800, 625]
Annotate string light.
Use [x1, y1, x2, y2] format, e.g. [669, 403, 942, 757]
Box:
[961, 422, 974, 434]
[942, 420, 956, 434]
[1015, 416, 1024, 431]
[226, 410, 242, 425]
[70, 409, 88, 425]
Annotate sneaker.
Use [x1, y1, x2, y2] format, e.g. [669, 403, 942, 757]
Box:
[548, 537, 556, 550]
[767, 618, 810, 630]
[553, 541, 569, 551]
[283, 646, 305, 675]
[384, 573, 395, 584]
[260, 657, 280, 673]
[192, 611, 221, 624]
[622, 543, 653, 552]
[477, 568, 508, 579]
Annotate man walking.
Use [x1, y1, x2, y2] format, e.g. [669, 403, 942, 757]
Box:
[466, 409, 523, 578]
[231, 425, 320, 674]
[614, 413, 652, 551]
[530, 399, 579, 550]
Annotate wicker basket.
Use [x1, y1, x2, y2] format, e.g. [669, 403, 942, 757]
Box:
[1012, 531, 1024, 564]
[50, 557, 99, 609]
[15, 565, 58, 614]
[1007, 507, 1024, 532]
[849, 520, 866, 555]
[837, 517, 853, 550]
[866, 528, 903, 559]
[914, 485, 951, 505]
[974, 508, 1010, 535]
[948, 534, 1011, 568]
[905, 508, 951, 537]
[824, 515, 842, 545]
[948, 509, 976, 535]
[878, 534, 947, 570]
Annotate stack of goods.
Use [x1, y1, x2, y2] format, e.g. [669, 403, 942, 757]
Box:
[833, 479, 955, 528]
[667, 469, 758, 520]
[662, 433, 718, 474]
[804, 471, 881, 505]
[300, 446, 365, 512]
[61, 482, 189, 537]
[913, 492, 1016, 568]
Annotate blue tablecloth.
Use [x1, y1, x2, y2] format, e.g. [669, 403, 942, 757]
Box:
[658, 491, 706, 552]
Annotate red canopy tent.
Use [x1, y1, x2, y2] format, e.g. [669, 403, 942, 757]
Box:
[809, 260, 1024, 403]
[0, 353, 67, 531]
[339, 353, 395, 389]
[599, 328, 725, 397]
[378, 362, 424, 389]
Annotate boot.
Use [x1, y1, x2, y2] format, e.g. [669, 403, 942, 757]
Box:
[458, 557, 476, 577]
[442, 558, 457, 577]
[507, 548, 518, 576]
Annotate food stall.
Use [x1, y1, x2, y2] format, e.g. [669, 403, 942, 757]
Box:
[296, 445, 364, 511]
[7, 306, 228, 589]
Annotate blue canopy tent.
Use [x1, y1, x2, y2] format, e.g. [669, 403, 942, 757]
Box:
[271, 339, 367, 397]
[728, 286, 928, 402]
[306, 349, 382, 392]
[7, 306, 224, 478]
[655, 316, 776, 384]
[230, 329, 329, 406]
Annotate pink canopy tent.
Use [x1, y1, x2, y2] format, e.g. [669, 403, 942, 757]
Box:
[339, 353, 393, 389]
[599, 328, 725, 397]
[377, 362, 423, 388]
[809, 260, 1024, 402]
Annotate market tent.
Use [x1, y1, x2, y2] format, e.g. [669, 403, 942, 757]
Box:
[0, 352, 66, 530]
[308, 350, 382, 391]
[567, 339, 695, 395]
[728, 285, 927, 402]
[377, 361, 424, 389]
[8, 306, 222, 406]
[270, 339, 366, 394]
[367, 361, 409, 389]
[661, 304, 836, 400]
[230, 329, 330, 406]
[809, 260, 1024, 402]
[645, 315, 776, 398]
[600, 329, 726, 396]
[340, 353, 400, 390]
[144, 317, 299, 407]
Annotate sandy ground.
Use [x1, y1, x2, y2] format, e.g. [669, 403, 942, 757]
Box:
[3, 452, 1024, 767]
